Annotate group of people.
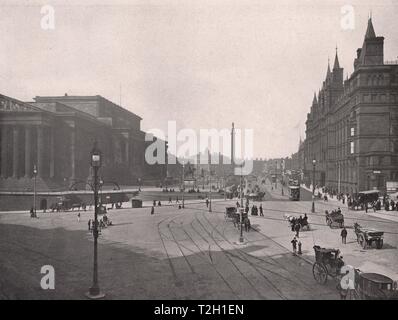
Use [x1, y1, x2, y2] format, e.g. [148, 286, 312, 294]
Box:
[363, 198, 397, 212]
[88, 214, 113, 233]
[29, 207, 38, 218]
[249, 204, 264, 216]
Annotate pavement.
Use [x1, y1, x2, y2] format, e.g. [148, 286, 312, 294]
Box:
[300, 184, 398, 223]
[262, 182, 398, 280]
[0, 182, 397, 299]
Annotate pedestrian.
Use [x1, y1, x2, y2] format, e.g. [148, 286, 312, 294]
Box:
[88, 219, 91, 231]
[298, 240, 302, 255]
[294, 222, 300, 237]
[153, 200, 156, 207]
[259, 204, 264, 216]
[236, 201, 240, 208]
[151, 206, 155, 215]
[291, 236, 298, 255]
[245, 217, 251, 232]
[168, 197, 172, 204]
[77, 212, 81, 222]
[158, 201, 161, 206]
[206, 198, 209, 208]
[341, 227, 347, 244]
[30, 207, 34, 218]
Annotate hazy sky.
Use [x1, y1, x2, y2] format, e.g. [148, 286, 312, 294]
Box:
[1, 0, 398, 159]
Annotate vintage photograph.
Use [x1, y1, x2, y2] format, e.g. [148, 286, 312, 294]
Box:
[1, 0, 398, 302]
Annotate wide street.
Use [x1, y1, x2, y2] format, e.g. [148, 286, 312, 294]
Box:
[0, 181, 397, 300]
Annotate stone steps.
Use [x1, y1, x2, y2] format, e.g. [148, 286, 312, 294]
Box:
[0, 177, 66, 192]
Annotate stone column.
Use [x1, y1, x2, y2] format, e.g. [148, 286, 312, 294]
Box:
[12, 126, 19, 178]
[125, 138, 129, 164]
[70, 129, 76, 180]
[37, 126, 44, 177]
[1, 126, 8, 178]
[49, 128, 55, 178]
[25, 126, 31, 177]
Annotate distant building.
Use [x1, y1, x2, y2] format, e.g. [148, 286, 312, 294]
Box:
[0, 93, 167, 191]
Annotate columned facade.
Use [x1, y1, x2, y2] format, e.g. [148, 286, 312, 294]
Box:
[0, 93, 167, 191]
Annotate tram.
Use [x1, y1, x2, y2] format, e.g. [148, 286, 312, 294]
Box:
[288, 185, 300, 201]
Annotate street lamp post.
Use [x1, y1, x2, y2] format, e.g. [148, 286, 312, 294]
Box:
[238, 169, 244, 244]
[312, 159, 316, 213]
[209, 170, 212, 212]
[86, 142, 105, 299]
[223, 177, 226, 201]
[182, 161, 185, 209]
[33, 165, 37, 218]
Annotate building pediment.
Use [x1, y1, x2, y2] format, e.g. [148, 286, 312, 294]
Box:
[0, 94, 41, 112]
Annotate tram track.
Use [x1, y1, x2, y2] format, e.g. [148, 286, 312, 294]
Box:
[198, 211, 317, 295]
[193, 212, 285, 299]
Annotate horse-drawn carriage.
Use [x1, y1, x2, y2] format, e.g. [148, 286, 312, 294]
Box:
[347, 271, 398, 300]
[246, 192, 265, 201]
[354, 222, 384, 249]
[225, 206, 237, 222]
[325, 210, 344, 228]
[312, 247, 398, 299]
[312, 246, 345, 285]
[348, 190, 380, 210]
[285, 214, 310, 231]
[50, 194, 85, 212]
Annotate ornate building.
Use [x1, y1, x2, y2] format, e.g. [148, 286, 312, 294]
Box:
[302, 18, 398, 193]
[0, 93, 167, 191]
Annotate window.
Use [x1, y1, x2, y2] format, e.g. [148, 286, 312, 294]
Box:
[350, 141, 355, 154]
[351, 127, 355, 136]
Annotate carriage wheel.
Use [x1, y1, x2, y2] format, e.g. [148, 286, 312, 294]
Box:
[347, 289, 360, 300]
[376, 239, 383, 249]
[312, 262, 328, 285]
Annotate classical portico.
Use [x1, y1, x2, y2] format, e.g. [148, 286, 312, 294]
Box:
[0, 93, 167, 191]
[0, 97, 54, 181]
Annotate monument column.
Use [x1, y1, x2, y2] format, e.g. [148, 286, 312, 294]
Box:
[1, 126, 8, 178]
[25, 126, 32, 177]
[37, 126, 44, 177]
[12, 126, 19, 178]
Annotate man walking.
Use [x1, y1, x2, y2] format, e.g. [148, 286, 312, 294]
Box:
[291, 236, 298, 255]
[77, 212, 81, 222]
[259, 204, 264, 216]
[294, 222, 300, 238]
[151, 206, 155, 215]
[341, 227, 348, 244]
[88, 219, 91, 231]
